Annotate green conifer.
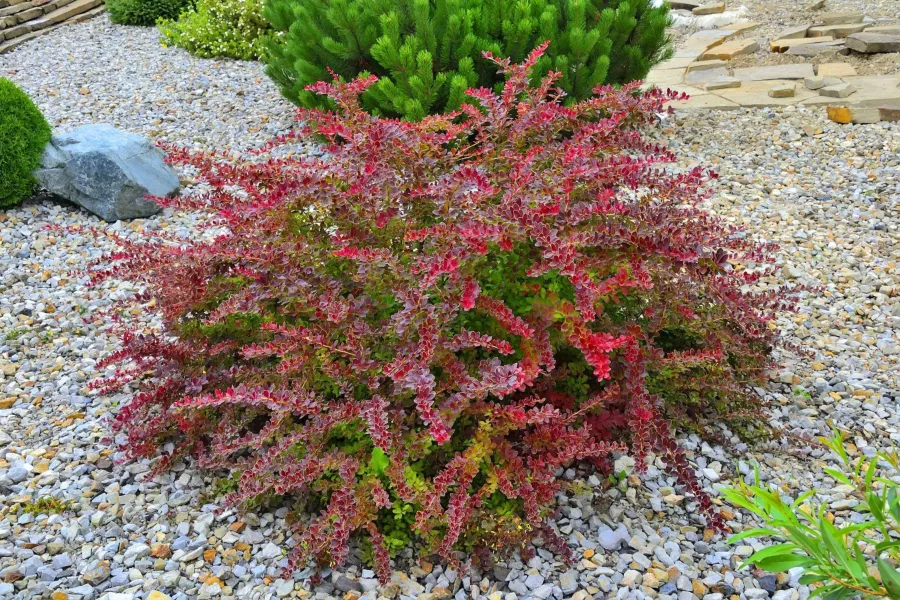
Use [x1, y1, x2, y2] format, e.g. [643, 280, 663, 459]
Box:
[264, 0, 673, 120]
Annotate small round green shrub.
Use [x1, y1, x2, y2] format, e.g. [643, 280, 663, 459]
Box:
[159, 0, 269, 60]
[0, 79, 51, 209]
[107, 0, 192, 26]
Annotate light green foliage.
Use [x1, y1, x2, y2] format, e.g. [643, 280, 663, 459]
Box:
[159, 0, 269, 60]
[0, 79, 51, 208]
[263, 0, 673, 120]
[723, 430, 900, 600]
[107, 0, 192, 26]
[21, 497, 75, 515]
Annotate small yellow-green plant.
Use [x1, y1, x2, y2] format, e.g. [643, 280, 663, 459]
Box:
[22, 497, 75, 516]
[158, 0, 268, 60]
[724, 431, 900, 600]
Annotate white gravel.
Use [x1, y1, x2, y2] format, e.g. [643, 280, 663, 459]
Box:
[0, 16, 295, 151]
[0, 13, 899, 600]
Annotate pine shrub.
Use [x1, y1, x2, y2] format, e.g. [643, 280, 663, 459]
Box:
[107, 0, 192, 26]
[91, 49, 790, 579]
[159, 0, 269, 60]
[0, 79, 51, 208]
[264, 0, 673, 120]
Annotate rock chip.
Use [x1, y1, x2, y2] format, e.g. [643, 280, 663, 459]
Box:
[769, 83, 796, 98]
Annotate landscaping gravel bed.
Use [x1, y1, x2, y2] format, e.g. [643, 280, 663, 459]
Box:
[723, 0, 897, 42]
[668, 0, 900, 75]
[1, 14, 899, 600]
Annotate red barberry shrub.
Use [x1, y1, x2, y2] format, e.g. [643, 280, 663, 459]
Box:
[90, 46, 791, 579]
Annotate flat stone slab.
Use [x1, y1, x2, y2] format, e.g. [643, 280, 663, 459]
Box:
[715, 80, 819, 106]
[878, 103, 900, 122]
[815, 12, 864, 26]
[721, 22, 760, 35]
[674, 46, 706, 59]
[734, 64, 816, 81]
[705, 77, 741, 90]
[805, 75, 844, 89]
[685, 59, 728, 73]
[645, 68, 686, 86]
[685, 29, 733, 45]
[846, 32, 900, 53]
[660, 84, 710, 98]
[800, 76, 900, 106]
[826, 105, 881, 123]
[818, 62, 857, 77]
[670, 94, 741, 110]
[808, 23, 869, 38]
[701, 38, 759, 60]
[771, 36, 835, 52]
[667, 0, 702, 9]
[685, 67, 733, 86]
[775, 25, 811, 40]
[842, 75, 900, 100]
[820, 83, 856, 97]
[866, 24, 900, 35]
[785, 40, 845, 55]
[654, 56, 697, 70]
[692, 2, 725, 15]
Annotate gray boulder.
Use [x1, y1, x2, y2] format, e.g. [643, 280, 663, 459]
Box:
[34, 124, 179, 221]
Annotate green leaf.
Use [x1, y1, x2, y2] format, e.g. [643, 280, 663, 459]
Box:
[823, 468, 852, 487]
[820, 519, 857, 582]
[369, 447, 389, 476]
[820, 587, 857, 600]
[865, 456, 878, 489]
[751, 553, 817, 572]
[743, 543, 799, 564]
[887, 488, 900, 524]
[791, 490, 816, 509]
[878, 558, 900, 598]
[728, 528, 782, 544]
[876, 540, 900, 553]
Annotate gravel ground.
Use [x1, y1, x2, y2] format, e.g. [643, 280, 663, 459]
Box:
[0, 16, 295, 151]
[718, 0, 897, 42]
[668, 0, 900, 75]
[1, 14, 900, 600]
[727, 50, 900, 76]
